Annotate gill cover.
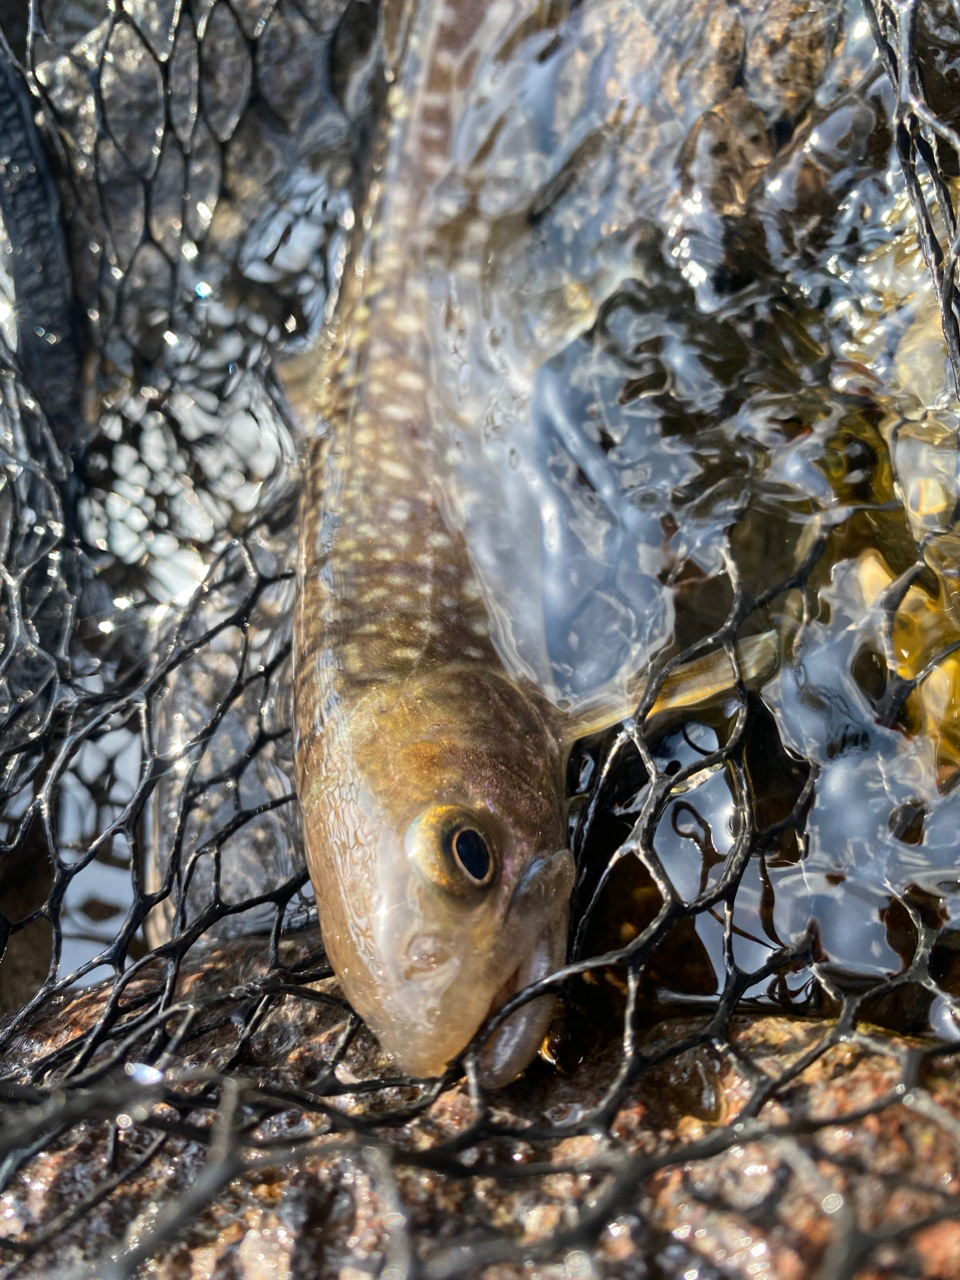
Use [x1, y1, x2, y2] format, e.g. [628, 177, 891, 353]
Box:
[297, 667, 573, 1084]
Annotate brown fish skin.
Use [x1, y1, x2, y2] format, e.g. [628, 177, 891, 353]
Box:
[294, 263, 577, 1082]
[295, 259, 583, 1078]
[292, 0, 782, 1084]
[292, 0, 583, 1086]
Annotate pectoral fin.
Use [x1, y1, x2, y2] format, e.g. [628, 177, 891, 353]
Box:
[558, 630, 782, 745]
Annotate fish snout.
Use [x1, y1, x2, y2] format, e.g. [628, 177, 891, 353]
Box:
[508, 845, 576, 919]
[368, 846, 575, 1083]
[477, 845, 575, 1087]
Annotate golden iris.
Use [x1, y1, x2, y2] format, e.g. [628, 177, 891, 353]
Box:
[406, 805, 498, 897]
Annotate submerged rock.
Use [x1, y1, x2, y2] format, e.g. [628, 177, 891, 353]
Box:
[2, 939, 960, 1279]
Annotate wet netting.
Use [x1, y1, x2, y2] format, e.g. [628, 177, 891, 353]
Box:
[6, 0, 960, 1276]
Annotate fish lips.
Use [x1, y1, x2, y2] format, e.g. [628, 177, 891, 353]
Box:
[476, 845, 575, 1088]
[369, 844, 574, 1084]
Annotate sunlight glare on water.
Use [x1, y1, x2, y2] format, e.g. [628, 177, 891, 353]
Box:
[12, 0, 960, 1035]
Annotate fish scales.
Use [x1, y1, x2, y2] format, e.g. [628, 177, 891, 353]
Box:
[293, 0, 781, 1084]
[294, 0, 577, 1085]
[296, 0, 513, 708]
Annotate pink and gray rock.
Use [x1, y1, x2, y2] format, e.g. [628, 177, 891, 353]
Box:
[2, 940, 960, 1279]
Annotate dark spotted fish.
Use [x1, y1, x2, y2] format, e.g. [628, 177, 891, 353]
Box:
[293, 0, 779, 1084]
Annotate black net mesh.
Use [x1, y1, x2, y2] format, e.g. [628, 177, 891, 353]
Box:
[4, 1, 960, 1276]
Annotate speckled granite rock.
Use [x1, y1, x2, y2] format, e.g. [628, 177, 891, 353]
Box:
[2, 940, 960, 1279]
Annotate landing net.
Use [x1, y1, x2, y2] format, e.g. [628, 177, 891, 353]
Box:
[2, 1, 960, 1276]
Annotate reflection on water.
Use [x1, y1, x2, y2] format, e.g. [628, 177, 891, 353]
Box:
[4, 0, 960, 1050]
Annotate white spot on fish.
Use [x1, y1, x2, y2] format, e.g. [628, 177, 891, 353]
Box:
[419, 153, 447, 178]
[378, 247, 403, 276]
[392, 311, 424, 337]
[432, 47, 456, 72]
[369, 339, 395, 363]
[381, 459, 413, 481]
[419, 123, 448, 144]
[343, 643, 364, 670]
[383, 403, 412, 423]
[396, 368, 427, 392]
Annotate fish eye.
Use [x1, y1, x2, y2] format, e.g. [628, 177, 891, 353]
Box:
[406, 805, 498, 898]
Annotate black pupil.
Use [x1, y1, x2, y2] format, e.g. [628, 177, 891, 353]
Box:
[451, 827, 491, 883]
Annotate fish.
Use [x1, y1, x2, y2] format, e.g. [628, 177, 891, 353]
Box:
[292, 0, 781, 1085]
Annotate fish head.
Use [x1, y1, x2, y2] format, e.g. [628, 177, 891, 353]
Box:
[298, 666, 573, 1086]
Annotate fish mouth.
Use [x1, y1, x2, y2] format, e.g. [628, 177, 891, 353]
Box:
[369, 847, 574, 1084]
[477, 914, 566, 1088]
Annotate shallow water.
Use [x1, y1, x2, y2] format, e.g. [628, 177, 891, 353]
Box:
[3, 0, 960, 1056]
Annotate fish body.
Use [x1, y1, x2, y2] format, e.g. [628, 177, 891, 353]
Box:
[294, 287, 576, 1083]
[294, 0, 580, 1084]
[293, 0, 779, 1083]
